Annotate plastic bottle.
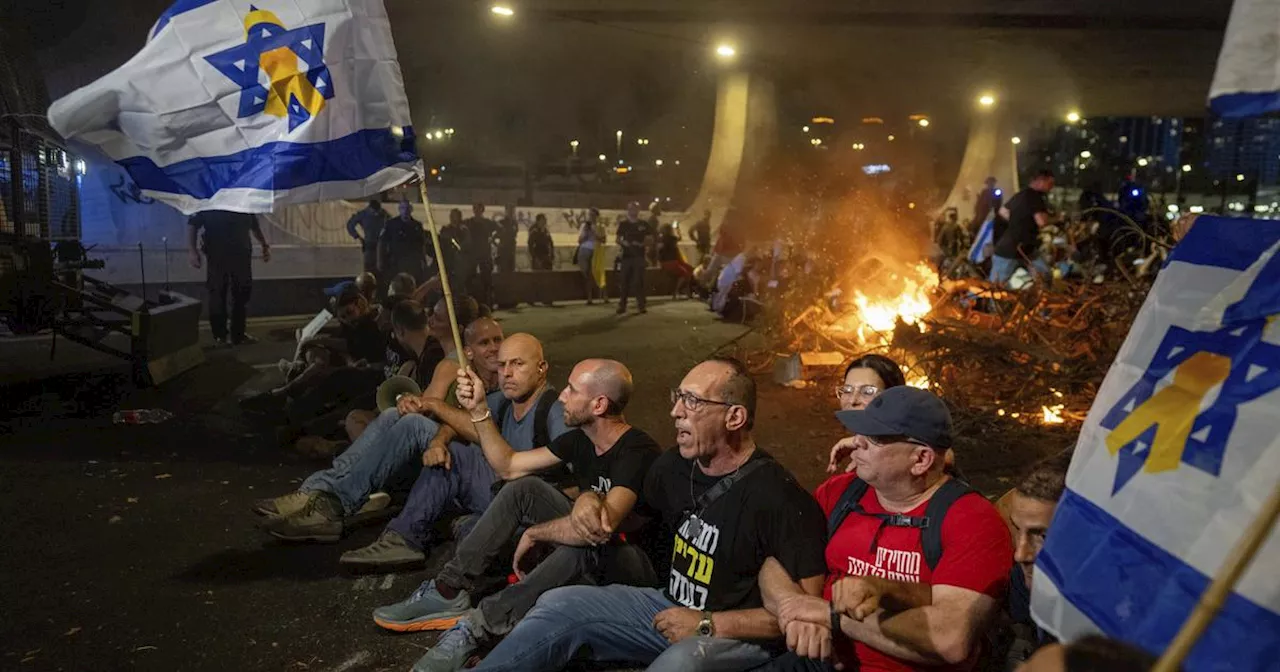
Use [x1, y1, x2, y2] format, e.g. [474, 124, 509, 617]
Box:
[112, 409, 175, 424]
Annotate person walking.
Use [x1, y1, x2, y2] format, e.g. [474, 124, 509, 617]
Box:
[576, 208, 602, 305]
[346, 198, 389, 276]
[187, 209, 270, 346]
[615, 202, 652, 314]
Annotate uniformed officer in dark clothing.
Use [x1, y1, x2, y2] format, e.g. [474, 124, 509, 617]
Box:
[463, 203, 497, 307]
[346, 198, 389, 275]
[692, 209, 712, 263]
[615, 201, 653, 314]
[438, 208, 469, 291]
[494, 204, 519, 274]
[377, 199, 428, 287]
[187, 209, 270, 346]
[973, 176, 1005, 237]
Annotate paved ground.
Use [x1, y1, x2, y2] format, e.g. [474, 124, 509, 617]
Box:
[0, 298, 1042, 672]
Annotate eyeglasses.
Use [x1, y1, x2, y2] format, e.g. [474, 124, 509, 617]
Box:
[835, 384, 880, 401]
[670, 389, 735, 412]
[863, 434, 931, 448]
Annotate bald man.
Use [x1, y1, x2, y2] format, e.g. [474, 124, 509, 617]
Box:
[375, 358, 662, 672]
[341, 332, 566, 570]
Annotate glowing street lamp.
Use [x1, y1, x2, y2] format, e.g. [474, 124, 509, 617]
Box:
[1182, 164, 1192, 173]
[1137, 157, 1149, 167]
[978, 94, 996, 107]
[1079, 150, 1092, 159]
[1011, 136, 1021, 145]
[490, 5, 514, 17]
[802, 125, 810, 133]
[569, 139, 579, 156]
[715, 44, 736, 60]
[655, 159, 664, 166]
[917, 118, 929, 128]
[1066, 111, 1081, 123]
[1237, 173, 1246, 182]
[598, 153, 607, 161]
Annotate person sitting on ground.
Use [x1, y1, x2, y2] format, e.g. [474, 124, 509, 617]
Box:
[1017, 634, 1160, 672]
[356, 271, 379, 303]
[373, 358, 662, 672]
[388, 272, 419, 298]
[256, 297, 494, 542]
[339, 333, 573, 570]
[658, 221, 695, 299]
[995, 448, 1073, 670]
[760, 386, 1013, 671]
[460, 357, 829, 672]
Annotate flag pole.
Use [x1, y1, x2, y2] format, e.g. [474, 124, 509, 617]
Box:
[1152, 482, 1280, 672]
[416, 177, 468, 371]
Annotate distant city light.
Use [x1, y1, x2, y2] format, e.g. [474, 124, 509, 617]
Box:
[887, 135, 895, 141]
[490, 5, 514, 17]
[1190, 205, 1205, 213]
[811, 116, 835, 124]
[1167, 204, 1179, 212]
[978, 94, 996, 107]
[1237, 173, 1246, 182]
[1137, 157, 1149, 167]
[1066, 111, 1081, 123]
[655, 159, 664, 166]
[1011, 137, 1021, 145]
[862, 164, 892, 175]
[917, 118, 929, 128]
[1182, 164, 1192, 172]
[851, 143, 865, 150]
[445, 128, 455, 135]
[1079, 150, 1092, 158]
[802, 125, 810, 133]
[434, 130, 443, 139]
[570, 140, 579, 148]
[715, 44, 736, 59]
[598, 154, 606, 161]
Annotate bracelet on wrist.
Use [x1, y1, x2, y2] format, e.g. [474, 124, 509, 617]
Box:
[470, 409, 492, 423]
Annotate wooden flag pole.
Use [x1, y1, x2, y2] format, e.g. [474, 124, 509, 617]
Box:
[416, 178, 468, 371]
[1152, 482, 1280, 672]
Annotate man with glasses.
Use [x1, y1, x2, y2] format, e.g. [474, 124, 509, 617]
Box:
[462, 357, 829, 671]
[379, 358, 661, 672]
[760, 386, 1012, 671]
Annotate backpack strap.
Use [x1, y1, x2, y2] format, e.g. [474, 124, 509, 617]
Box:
[827, 477, 871, 540]
[532, 387, 557, 448]
[920, 477, 977, 571]
[694, 458, 770, 512]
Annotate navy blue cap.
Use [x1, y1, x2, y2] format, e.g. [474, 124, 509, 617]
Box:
[323, 280, 355, 298]
[835, 386, 953, 449]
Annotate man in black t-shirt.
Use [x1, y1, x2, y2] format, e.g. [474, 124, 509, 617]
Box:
[187, 209, 270, 346]
[378, 358, 660, 672]
[468, 357, 829, 672]
[616, 201, 654, 314]
[991, 169, 1055, 286]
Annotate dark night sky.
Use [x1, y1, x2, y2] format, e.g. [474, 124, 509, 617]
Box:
[17, 0, 1233, 165]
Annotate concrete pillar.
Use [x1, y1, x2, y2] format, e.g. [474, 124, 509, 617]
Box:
[687, 70, 776, 231]
[939, 104, 1019, 220]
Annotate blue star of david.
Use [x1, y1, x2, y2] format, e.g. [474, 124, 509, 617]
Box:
[1100, 251, 1280, 494]
[203, 8, 333, 129]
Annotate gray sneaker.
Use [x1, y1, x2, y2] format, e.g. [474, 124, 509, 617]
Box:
[339, 529, 425, 571]
[412, 619, 478, 672]
[372, 579, 470, 632]
[261, 491, 344, 542]
[252, 490, 315, 517]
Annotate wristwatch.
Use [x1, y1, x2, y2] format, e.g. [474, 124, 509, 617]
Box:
[696, 611, 716, 637]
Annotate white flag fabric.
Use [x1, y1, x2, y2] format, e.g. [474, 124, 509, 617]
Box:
[1208, 0, 1280, 118]
[967, 216, 994, 264]
[48, 0, 419, 214]
[1031, 215, 1280, 671]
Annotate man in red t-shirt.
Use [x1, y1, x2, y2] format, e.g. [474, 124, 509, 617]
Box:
[760, 387, 1013, 671]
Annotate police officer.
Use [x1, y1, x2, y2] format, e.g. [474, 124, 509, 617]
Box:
[188, 210, 270, 346]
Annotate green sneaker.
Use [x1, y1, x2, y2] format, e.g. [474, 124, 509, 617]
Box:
[252, 490, 314, 518]
[261, 491, 343, 542]
[412, 619, 478, 672]
[339, 529, 425, 571]
[372, 580, 470, 632]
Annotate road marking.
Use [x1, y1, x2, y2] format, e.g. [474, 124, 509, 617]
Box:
[380, 574, 395, 590]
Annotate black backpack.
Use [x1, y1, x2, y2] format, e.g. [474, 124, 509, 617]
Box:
[492, 388, 572, 490]
[826, 476, 978, 572]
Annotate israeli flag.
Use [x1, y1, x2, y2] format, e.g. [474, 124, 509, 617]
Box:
[1208, 0, 1280, 117]
[1032, 215, 1280, 671]
[967, 217, 994, 264]
[47, 0, 419, 214]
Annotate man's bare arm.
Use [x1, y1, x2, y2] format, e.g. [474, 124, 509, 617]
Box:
[471, 416, 562, 480]
[838, 586, 999, 665]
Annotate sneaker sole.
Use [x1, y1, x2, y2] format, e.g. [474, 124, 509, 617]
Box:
[339, 554, 426, 573]
[264, 528, 341, 543]
[372, 614, 462, 632]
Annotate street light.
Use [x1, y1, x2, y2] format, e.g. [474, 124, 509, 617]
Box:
[917, 118, 929, 128]
[802, 125, 810, 133]
[1237, 173, 1246, 182]
[569, 139, 579, 156]
[1066, 111, 1081, 123]
[1137, 157, 1149, 167]
[715, 44, 736, 60]
[1011, 136, 1021, 145]
[1079, 150, 1092, 159]
[1182, 164, 1192, 173]
[598, 153, 607, 161]
[887, 135, 895, 141]
[655, 159, 664, 166]
[978, 94, 996, 107]
[616, 130, 623, 157]
[490, 5, 514, 17]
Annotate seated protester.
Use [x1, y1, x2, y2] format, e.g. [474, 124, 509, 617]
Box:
[356, 271, 378, 303]
[997, 449, 1073, 670]
[826, 354, 907, 472]
[1017, 634, 1160, 672]
[761, 386, 1012, 671]
[388, 272, 419, 298]
[256, 299, 497, 542]
[462, 357, 829, 672]
[339, 333, 572, 570]
[372, 358, 661, 672]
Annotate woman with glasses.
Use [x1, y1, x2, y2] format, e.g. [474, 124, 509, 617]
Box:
[827, 354, 906, 473]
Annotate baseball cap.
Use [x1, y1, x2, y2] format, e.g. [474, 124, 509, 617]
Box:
[323, 280, 355, 298]
[835, 386, 953, 450]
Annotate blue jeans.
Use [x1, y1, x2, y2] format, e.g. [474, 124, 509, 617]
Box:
[300, 408, 439, 515]
[989, 254, 1051, 286]
[384, 441, 499, 549]
[474, 584, 775, 672]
